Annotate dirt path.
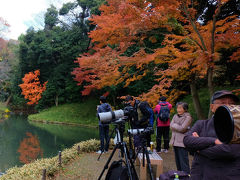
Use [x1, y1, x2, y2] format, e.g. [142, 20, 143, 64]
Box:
[53, 148, 192, 180]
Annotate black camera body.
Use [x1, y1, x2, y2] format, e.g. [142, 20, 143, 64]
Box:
[123, 105, 135, 117]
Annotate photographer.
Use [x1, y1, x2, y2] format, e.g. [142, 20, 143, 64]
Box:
[97, 96, 112, 154]
[125, 95, 153, 148]
[183, 90, 240, 180]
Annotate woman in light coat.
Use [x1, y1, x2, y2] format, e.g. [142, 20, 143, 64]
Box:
[170, 102, 192, 174]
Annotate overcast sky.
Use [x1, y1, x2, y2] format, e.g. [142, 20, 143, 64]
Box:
[0, 0, 73, 40]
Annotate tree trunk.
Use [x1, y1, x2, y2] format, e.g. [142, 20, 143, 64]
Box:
[207, 68, 214, 118]
[55, 95, 58, 107]
[190, 81, 205, 120]
[5, 94, 12, 106]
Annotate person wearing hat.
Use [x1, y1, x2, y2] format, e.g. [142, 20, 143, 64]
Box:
[183, 90, 240, 180]
[96, 96, 112, 154]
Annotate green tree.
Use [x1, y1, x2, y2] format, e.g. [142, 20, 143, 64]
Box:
[14, 0, 105, 110]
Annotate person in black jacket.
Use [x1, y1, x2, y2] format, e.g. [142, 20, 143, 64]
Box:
[183, 90, 240, 180]
[97, 96, 112, 154]
[125, 95, 152, 147]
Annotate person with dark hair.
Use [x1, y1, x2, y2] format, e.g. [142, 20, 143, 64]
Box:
[183, 90, 240, 180]
[125, 95, 153, 148]
[154, 96, 172, 153]
[97, 96, 112, 154]
[170, 102, 192, 174]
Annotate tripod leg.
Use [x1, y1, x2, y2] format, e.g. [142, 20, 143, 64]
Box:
[132, 147, 141, 164]
[98, 126, 116, 161]
[98, 143, 119, 180]
[128, 134, 135, 159]
[122, 142, 134, 180]
[144, 146, 154, 180]
[142, 147, 145, 167]
[125, 142, 139, 180]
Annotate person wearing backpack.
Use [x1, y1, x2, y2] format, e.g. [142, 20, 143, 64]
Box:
[96, 96, 112, 154]
[154, 96, 172, 153]
[170, 102, 192, 174]
[125, 96, 153, 147]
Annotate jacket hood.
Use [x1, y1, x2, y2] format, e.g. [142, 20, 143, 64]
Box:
[101, 103, 111, 112]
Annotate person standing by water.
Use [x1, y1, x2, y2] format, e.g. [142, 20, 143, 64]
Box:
[96, 96, 112, 154]
[154, 96, 172, 153]
[170, 102, 192, 174]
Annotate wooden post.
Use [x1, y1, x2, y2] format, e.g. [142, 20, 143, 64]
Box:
[42, 169, 46, 180]
[58, 151, 62, 167]
[77, 145, 80, 154]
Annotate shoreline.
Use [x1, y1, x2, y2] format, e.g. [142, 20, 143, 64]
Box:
[28, 119, 98, 128]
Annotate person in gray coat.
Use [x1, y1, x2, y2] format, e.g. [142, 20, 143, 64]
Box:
[170, 102, 192, 174]
[183, 90, 240, 180]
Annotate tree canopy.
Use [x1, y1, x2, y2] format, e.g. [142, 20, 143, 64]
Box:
[72, 0, 240, 118]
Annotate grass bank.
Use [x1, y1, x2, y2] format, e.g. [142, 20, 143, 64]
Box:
[0, 139, 102, 180]
[28, 98, 99, 127]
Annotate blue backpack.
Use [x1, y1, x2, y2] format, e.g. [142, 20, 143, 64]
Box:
[157, 104, 170, 123]
[147, 106, 154, 127]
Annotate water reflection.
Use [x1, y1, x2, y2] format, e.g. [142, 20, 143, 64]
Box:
[17, 132, 43, 164]
[0, 115, 98, 172]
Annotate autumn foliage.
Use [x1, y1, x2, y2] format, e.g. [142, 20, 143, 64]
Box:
[19, 70, 47, 105]
[18, 132, 43, 164]
[72, 0, 240, 106]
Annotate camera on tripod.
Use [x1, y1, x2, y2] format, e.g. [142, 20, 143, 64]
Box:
[97, 105, 134, 124]
[128, 127, 154, 136]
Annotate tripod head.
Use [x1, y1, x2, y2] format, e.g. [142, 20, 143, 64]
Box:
[112, 118, 126, 125]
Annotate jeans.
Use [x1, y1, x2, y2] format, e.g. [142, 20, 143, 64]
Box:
[99, 124, 109, 151]
[173, 146, 190, 174]
[156, 126, 169, 151]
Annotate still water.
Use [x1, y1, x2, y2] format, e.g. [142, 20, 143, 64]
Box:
[0, 115, 99, 172]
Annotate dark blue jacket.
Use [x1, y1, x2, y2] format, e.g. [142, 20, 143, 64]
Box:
[97, 103, 112, 125]
[183, 117, 240, 180]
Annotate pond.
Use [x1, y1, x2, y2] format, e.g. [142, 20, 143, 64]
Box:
[0, 115, 99, 172]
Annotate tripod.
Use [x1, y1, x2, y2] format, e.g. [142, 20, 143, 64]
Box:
[98, 119, 139, 180]
[131, 132, 154, 180]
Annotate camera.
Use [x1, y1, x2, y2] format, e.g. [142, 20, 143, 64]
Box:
[128, 127, 154, 136]
[98, 105, 134, 124]
[98, 110, 125, 123]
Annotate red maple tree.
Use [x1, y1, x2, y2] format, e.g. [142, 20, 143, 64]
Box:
[19, 70, 47, 105]
[72, 0, 239, 116]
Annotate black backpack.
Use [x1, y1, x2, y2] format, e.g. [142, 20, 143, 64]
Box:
[105, 160, 129, 180]
[157, 104, 170, 123]
[139, 101, 151, 118]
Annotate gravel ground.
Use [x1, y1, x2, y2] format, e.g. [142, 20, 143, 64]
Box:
[53, 147, 193, 180]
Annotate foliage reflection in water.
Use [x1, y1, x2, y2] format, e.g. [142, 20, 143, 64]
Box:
[0, 115, 98, 172]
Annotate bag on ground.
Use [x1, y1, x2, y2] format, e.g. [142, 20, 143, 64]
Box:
[105, 160, 129, 180]
[159, 170, 190, 180]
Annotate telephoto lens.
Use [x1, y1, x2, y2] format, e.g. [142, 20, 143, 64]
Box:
[98, 110, 125, 123]
[127, 129, 145, 135]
